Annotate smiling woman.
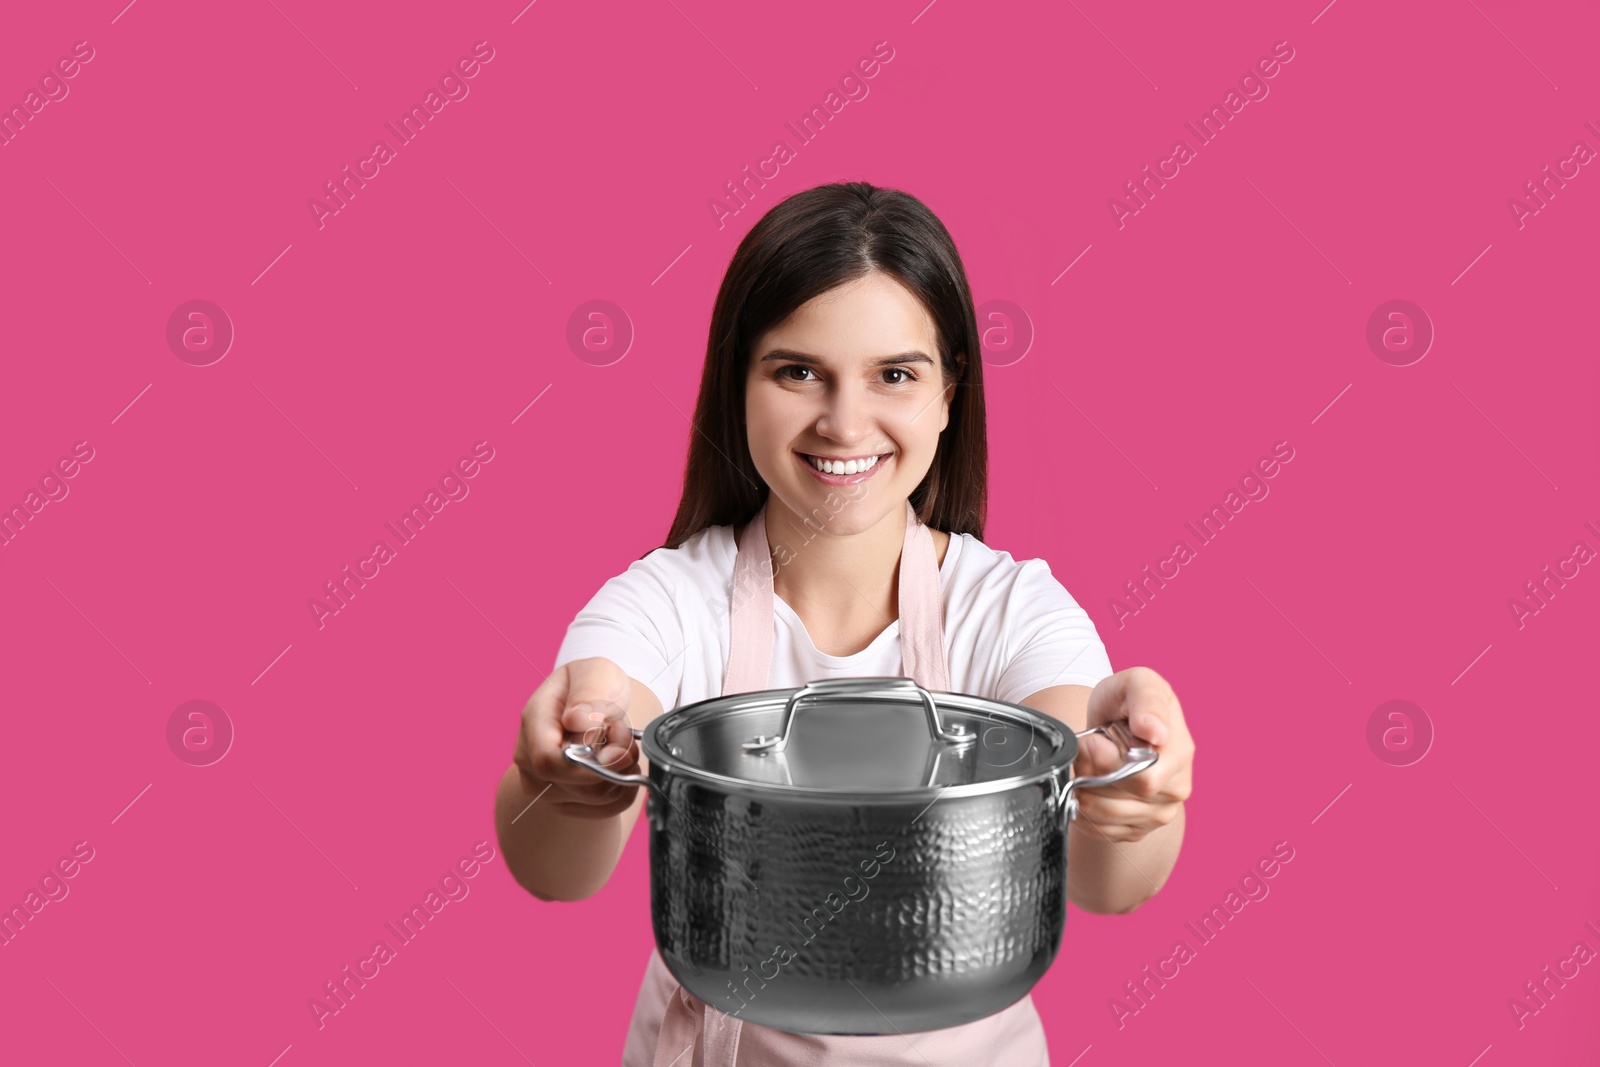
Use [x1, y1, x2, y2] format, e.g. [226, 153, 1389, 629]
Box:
[497, 181, 1194, 1067]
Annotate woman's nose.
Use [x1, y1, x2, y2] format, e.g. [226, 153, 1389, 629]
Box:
[815, 387, 874, 444]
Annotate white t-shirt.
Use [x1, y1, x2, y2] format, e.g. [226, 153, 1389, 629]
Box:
[553, 523, 1114, 713]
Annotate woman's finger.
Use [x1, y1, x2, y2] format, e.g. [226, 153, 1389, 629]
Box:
[1086, 761, 1186, 802]
[562, 660, 632, 725]
[1123, 668, 1176, 746]
[1075, 792, 1147, 823]
[523, 675, 569, 764]
[1086, 666, 1185, 749]
[1077, 792, 1181, 827]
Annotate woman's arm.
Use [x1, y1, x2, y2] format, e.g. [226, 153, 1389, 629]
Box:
[500, 545, 686, 902]
[1068, 801, 1185, 915]
[1021, 671, 1192, 914]
[494, 671, 664, 902]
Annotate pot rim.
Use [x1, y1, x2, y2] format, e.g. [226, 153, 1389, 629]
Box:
[637, 686, 1082, 803]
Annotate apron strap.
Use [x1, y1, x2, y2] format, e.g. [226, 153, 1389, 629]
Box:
[655, 978, 742, 1067]
[896, 498, 951, 692]
[722, 498, 947, 694]
[721, 501, 777, 696]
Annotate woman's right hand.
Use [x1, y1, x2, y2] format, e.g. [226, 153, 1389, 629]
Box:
[513, 657, 644, 820]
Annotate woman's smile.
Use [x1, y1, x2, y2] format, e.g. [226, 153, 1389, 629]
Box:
[796, 450, 893, 485]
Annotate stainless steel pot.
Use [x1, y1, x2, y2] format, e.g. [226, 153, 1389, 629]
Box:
[562, 677, 1156, 1035]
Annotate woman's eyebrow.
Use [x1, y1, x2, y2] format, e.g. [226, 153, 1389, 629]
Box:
[758, 348, 936, 368]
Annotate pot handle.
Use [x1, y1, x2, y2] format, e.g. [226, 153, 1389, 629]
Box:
[742, 676, 974, 754]
[1060, 720, 1159, 824]
[562, 725, 658, 794]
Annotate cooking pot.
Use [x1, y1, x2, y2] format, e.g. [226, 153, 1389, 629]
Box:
[562, 676, 1157, 1035]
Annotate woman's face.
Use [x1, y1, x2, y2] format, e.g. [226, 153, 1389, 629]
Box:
[745, 271, 952, 535]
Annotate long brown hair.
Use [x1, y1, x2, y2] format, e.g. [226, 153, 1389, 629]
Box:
[660, 181, 987, 552]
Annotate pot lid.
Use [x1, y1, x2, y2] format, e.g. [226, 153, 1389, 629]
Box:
[643, 677, 1076, 796]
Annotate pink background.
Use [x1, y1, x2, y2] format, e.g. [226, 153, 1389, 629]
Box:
[2, 0, 1596, 1064]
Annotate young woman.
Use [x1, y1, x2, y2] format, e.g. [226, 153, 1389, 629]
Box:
[495, 181, 1195, 1066]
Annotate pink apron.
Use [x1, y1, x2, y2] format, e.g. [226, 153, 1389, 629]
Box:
[619, 498, 1053, 1067]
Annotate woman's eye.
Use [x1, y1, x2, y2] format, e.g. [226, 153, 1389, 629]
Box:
[778, 365, 916, 384]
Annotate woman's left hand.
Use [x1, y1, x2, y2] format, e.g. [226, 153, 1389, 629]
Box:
[1072, 666, 1194, 843]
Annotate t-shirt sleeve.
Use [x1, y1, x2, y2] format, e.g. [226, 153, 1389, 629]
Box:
[552, 553, 685, 713]
[994, 558, 1115, 704]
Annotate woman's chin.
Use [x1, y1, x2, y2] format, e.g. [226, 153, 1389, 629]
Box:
[769, 482, 899, 533]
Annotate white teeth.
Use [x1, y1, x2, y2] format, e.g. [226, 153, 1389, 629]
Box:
[808, 454, 880, 475]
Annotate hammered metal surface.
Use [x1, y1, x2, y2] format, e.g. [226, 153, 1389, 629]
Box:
[647, 773, 1068, 1035]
